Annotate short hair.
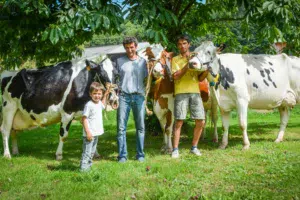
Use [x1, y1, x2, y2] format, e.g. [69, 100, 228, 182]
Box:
[123, 36, 138, 47]
[89, 82, 104, 94]
[176, 34, 191, 44]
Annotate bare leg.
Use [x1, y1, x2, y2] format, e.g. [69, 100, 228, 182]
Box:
[173, 120, 184, 149]
[192, 119, 205, 146]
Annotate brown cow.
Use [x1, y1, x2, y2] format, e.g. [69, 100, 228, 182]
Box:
[143, 47, 219, 153]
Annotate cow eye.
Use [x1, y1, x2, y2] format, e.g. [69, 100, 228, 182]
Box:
[207, 51, 211, 55]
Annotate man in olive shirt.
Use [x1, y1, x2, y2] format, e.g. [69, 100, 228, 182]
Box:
[171, 35, 206, 158]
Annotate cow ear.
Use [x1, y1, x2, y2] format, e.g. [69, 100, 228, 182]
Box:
[85, 60, 91, 71]
[217, 43, 226, 53]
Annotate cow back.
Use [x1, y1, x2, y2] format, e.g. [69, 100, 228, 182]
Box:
[7, 61, 73, 114]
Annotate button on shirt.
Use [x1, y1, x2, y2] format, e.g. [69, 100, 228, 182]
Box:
[117, 55, 147, 95]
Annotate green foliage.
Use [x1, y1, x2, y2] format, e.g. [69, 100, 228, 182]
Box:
[0, 0, 123, 68]
[87, 21, 146, 46]
[0, 0, 299, 69]
[124, 0, 300, 54]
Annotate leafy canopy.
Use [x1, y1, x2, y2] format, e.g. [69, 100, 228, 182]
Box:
[0, 0, 123, 68]
[124, 0, 300, 54]
[0, 0, 299, 69]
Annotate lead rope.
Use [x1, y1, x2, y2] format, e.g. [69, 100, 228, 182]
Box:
[145, 60, 156, 116]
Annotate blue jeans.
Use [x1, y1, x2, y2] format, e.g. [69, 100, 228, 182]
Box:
[80, 136, 98, 171]
[117, 93, 145, 160]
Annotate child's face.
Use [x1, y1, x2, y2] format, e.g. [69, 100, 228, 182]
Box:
[90, 89, 103, 103]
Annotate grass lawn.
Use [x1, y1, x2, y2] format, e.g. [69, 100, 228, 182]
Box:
[0, 106, 299, 199]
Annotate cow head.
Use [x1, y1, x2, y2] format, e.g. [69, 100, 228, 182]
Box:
[152, 50, 173, 80]
[139, 44, 164, 61]
[189, 41, 225, 76]
[85, 59, 119, 110]
[140, 45, 173, 81]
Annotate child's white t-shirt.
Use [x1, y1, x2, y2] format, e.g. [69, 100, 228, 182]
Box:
[82, 100, 105, 136]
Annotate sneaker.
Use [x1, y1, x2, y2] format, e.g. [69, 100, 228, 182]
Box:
[190, 148, 202, 156]
[137, 157, 145, 162]
[171, 149, 179, 158]
[118, 157, 127, 163]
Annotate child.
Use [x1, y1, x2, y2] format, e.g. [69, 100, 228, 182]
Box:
[80, 82, 110, 172]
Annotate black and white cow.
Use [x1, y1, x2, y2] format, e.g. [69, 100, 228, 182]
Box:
[1, 58, 119, 160]
[189, 41, 300, 150]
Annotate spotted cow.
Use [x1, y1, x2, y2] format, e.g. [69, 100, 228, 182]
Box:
[142, 46, 219, 153]
[1, 58, 119, 159]
[189, 41, 300, 149]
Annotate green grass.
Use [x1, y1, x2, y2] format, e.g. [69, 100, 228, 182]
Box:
[0, 106, 300, 200]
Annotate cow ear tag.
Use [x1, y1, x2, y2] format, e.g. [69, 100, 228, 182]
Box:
[86, 66, 91, 71]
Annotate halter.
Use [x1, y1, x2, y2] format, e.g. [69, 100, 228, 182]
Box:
[94, 72, 119, 110]
[191, 53, 213, 70]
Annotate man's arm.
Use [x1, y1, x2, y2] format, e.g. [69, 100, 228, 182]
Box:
[198, 70, 209, 82]
[173, 63, 189, 80]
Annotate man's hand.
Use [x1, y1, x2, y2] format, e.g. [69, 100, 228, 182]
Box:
[86, 132, 93, 141]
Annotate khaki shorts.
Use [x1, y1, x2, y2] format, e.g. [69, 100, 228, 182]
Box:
[174, 93, 205, 120]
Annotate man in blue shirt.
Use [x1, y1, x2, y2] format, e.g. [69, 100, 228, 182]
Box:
[116, 37, 148, 163]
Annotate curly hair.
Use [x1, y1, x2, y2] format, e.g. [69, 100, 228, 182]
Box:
[176, 34, 191, 44]
[122, 36, 138, 47]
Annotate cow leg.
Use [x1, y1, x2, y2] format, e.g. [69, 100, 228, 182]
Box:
[56, 114, 73, 160]
[237, 100, 250, 150]
[1, 131, 11, 159]
[275, 106, 290, 143]
[219, 110, 230, 149]
[154, 111, 168, 152]
[11, 130, 19, 155]
[162, 133, 168, 152]
[165, 110, 173, 154]
[1, 102, 17, 159]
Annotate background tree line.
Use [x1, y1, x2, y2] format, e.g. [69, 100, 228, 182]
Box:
[0, 0, 299, 69]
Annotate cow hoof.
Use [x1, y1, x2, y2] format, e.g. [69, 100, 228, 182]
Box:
[4, 153, 11, 159]
[242, 145, 250, 150]
[219, 143, 227, 149]
[160, 145, 167, 152]
[212, 138, 218, 143]
[166, 148, 173, 154]
[56, 154, 63, 161]
[274, 138, 283, 143]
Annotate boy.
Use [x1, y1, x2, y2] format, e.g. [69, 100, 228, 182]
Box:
[80, 82, 110, 172]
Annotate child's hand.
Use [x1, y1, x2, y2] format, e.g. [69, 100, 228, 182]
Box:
[86, 133, 93, 141]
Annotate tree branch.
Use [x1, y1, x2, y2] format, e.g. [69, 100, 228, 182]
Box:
[178, 0, 196, 21]
[174, 0, 183, 15]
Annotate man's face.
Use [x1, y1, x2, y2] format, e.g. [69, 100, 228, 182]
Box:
[124, 42, 137, 59]
[177, 39, 190, 54]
